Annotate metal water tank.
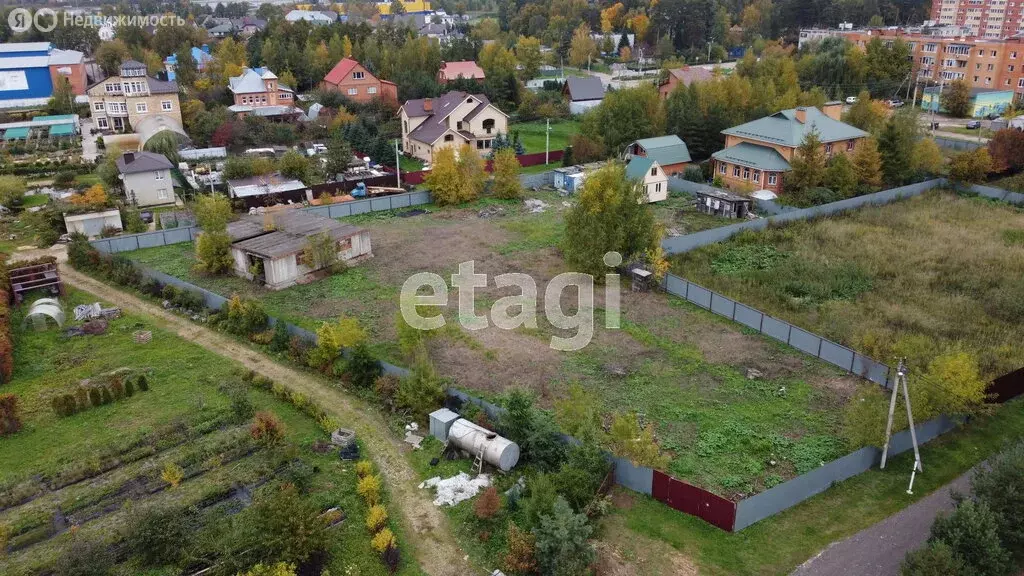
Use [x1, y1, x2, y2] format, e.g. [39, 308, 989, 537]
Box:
[447, 419, 520, 471]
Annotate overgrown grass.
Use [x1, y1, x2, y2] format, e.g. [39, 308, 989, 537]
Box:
[509, 119, 580, 154]
[671, 190, 1024, 381]
[614, 396, 1024, 576]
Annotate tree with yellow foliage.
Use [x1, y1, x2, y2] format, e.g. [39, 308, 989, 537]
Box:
[424, 147, 465, 206]
[70, 184, 108, 206]
[627, 13, 650, 41]
[600, 3, 625, 33]
[342, 35, 353, 58]
[457, 144, 486, 201]
[569, 24, 599, 68]
[492, 148, 522, 199]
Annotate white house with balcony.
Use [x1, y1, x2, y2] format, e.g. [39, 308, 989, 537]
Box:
[398, 91, 508, 163]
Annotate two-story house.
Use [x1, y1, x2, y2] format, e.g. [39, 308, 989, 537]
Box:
[320, 58, 397, 103]
[228, 67, 301, 119]
[711, 103, 867, 194]
[625, 135, 692, 177]
[399, 91, 509, 163]
[116, 151, 175, 207]
[86, 60, 183, 136]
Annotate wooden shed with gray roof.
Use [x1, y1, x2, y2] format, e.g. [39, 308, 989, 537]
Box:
[226, 210, 371, 290]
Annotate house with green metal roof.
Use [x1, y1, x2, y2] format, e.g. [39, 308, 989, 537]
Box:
[625, 155, 668, 203]
[625, 135, 692, 177]
[711, 104, 867, 194]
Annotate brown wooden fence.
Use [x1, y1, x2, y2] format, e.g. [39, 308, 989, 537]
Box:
[400, 150, 564, 186]
[989, 367, 1024, 403]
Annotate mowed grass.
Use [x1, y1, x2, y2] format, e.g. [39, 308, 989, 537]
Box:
[0, 289, 421, 576]
[509, 119, 579, 154]
[611, 395, 1024, 576]
[671, 190, 1024, 381]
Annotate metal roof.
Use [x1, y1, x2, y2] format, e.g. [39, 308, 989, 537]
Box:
[227, 173, 307, 198]
[625, 156, 656, 180]
[0, 42, 51, 54]
[711, 142, 792, 172]
[49, 123, 75, 136]
[228, 211, 365, 259]
[0, 56, 50, 69]
[721, 107, 867, 146]
[116, 151, 173, 174]
[631, 135, 692, 165]
[229, 67, 274, 94]
[564, 76, 605, 102]
[3, 127, 29, 140]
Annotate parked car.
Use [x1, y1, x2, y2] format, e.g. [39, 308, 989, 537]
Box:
[966, 120, 982, 129]
[885, 99, 904, 108]
[845, 96, 858, 104]
[985, 112, 1001, 120]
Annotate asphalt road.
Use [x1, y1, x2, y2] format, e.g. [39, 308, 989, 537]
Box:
[790, 467, 976, 576]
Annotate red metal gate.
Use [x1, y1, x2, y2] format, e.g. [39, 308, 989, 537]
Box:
[652, 471, 737, 531]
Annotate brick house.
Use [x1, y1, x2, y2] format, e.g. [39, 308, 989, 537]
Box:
[711, 103, 867, 194]
[320, 58, 397, 103]
[658, 66, 715, 99]
[227, 67, 300, 119]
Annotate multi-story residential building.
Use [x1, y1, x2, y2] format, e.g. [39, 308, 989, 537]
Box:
[399, 91, 508, 162]
[320, 58, 397, 103]
[932, 0, 1024, 38]
[228, 67, 303, 120]
[86, 60, 182, 135]
[801, 27, 1024, 102]
[711, 104, 867, 194]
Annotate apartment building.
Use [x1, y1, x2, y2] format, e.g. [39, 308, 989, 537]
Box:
[86, 60, 182, 134]
[808, 28, 1024, 101]
[931, 0, 1024, 38]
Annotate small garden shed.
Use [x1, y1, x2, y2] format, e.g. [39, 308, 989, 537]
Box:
[695, 189, 752, 219]
[226, 210, 371, 290]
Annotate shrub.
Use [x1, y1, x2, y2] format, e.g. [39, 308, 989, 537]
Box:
[250, 329, 275, 345]
[370, 528, 396, 554]
[100, 387, 113, 404]
[355, 460, 374, 478]
[366, 504, 388, 532]
[53, 536, 115, 576]
[395, 350, 445, 423]
[347, 343, 381, 389]
[269, 321, 290, 353]
[972, 440, 1024, 556]
[499, 390, 566, 472]
[929, 499, 1011, 576]
[239, 563, 297, 576]
[357, 474, 382, 505]
[382, 544, 401, 574]
[503, 523, 538, 575]
[0, 522, 9, 558]
[136, 374, 149, 391]
[249, 483, 327, 564]
[608, 412, 669, 469]
[373, 374, 400, 411]
[220, 295, 268, 336]
[522, 473, 558, 530]
[125, 505, 193, 566]
[194, 230, 234, 274]
[54, 170, 76, 187]
[161, 462, 184, 488]
[533, 496, 594, 576]
[221, 382, 255, 421]
[87, 388, 102, 408]
[250, 411, 285, 445]
[288, 335, 310, 364]
[109, 380, 125, 400]
[473, 486, 501, 520]
[901, 542, 965, 576]
[552, 441, 612, 512]
[124, 379, 135, 397]
[0, 391, 19, 432]
[308, 316, 366, 372]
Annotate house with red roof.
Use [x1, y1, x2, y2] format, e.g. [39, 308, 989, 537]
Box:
[438, 61, 485, 83]
[320, 57, 397, 103]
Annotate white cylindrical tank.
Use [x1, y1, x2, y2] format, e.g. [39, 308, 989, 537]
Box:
[447, 418, 520, 471]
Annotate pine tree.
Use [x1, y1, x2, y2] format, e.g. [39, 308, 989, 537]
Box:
[852, 136, 883, 190]
[788, 129, 826, 192]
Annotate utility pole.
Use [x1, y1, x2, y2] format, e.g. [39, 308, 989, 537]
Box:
[394, 139, 401, 188]
[545, 118, 550, 165]
[707, 39, 714, 63]
[880, 358, 923, 495]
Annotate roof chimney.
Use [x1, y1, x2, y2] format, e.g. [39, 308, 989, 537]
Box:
[124, 152, 135, 164]
[794, 107, 807, 123]
[423, 98, 433, 112]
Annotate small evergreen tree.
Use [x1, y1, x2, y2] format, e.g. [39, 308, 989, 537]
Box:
[533, 497, 594, 576]
[929, 499, 1011, 576]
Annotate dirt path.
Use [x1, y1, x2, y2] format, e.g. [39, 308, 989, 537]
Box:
[57, 264, 471, 576]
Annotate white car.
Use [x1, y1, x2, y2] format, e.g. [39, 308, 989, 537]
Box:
[846, 96, 858, 104]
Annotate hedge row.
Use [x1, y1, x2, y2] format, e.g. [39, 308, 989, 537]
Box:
[51, 373, 150, 417]
[0, 162, 93, 176]
[238, 369, 338, 434]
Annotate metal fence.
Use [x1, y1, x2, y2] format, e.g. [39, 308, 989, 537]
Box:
[91, 190, 433, 254]
[969, 183, 1024, 205]
[661, 179, 945, 255]
[733, 416, 959, 530]
[934, 135, 983, 151]
[663, 273, 892, 387]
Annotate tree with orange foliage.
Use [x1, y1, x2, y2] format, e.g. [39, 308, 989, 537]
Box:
[473, 486, 501, 520]
[70, 184, 108, 206]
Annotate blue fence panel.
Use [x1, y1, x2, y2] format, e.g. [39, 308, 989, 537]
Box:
[370, 197, 391, 212]
[686, 283, 712, 309]
[163, 227, 194, 244]
[819, 339, 855, 372]
[349, 200, 371, 215]
[733, 303, 763, 331]
[136, 232, 165, 249]
[305, 206, 331, 218]
[887, 416, 959, 456]
[327, 203, 352, 218]
[611, 456, 654, 495]
[91, 239, 112, 253]
[390, 194, 411, 209]
[710, 292, 736, 319]
[108, 236, 140, 253]
[664, 274, 687, 297]
[788, 326, 821, 356]
[760, 316, 791, 344]
[853, 353, 891, 388]
[970, 183, 1024, 206]
[409, 191, 431, 205]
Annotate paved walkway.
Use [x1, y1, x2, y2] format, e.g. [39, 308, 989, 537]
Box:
[790, 468, 976, 576]
[50, 258, 472, 576]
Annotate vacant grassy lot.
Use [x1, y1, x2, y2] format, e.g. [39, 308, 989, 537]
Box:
[672, 190, 1024, 381]
[0, 289, 418, 576]
[126, 189, 861, 496]
[509, 119, 579, 154]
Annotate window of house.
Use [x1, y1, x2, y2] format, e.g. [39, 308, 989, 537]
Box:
[136, 102, 147, 113]
[93, 102, 105, 111]
[1013, 51, 1019, 58]
[988, 63, 995, 70]
[477, 140, 484, 149]
[353, 71, 364, 79]
[280, 93, 290, 100]
[733, 166, 741, 177]
[986, 77, 992, 84]
[444, 134, 454, 142]
[482, 119, 495, 134]
[158, 189, 169, 200]
[456, 121, 463, 130]
[975, 75, 980, 81]
[825, 143, 833, 153]
[97, 117, 108, 129]
[404, 121, 408, 132]
[650, 167, 657, 176]
[1019, 77, 1024, 87]
[483, 139, 492, 148]
[976, 63, 982, 70]
[655, 182, 662, 192]
[261, 96, 267, 104]
[847, 140, 855, 151]
[161, 100, 172, 111]
[753, 171, 761, 183]
[348, 88, 358, 95]
[742, 167, 750, 180]
[719, 163, 727, 174]
[106, 83, 121, 93]
[992, 50, 998, 56]
[368, 86, 377, 94]
[768, 173, 777, 185]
